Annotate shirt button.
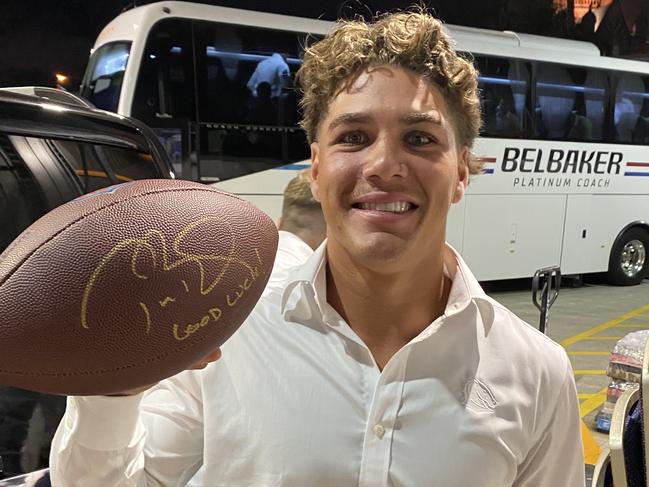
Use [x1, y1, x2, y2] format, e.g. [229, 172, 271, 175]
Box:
[373, 424, 385, 438]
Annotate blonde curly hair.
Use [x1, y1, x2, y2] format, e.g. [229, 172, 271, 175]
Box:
[296, 9, 483, 174]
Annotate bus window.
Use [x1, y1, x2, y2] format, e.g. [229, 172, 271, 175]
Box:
[80, 42, 131, 112]
[132, 19, 196, 124]
[582, 69, 608, 142]
[192, 21, 311, 182]
[534, 63, 607, 142]
[0, 135, 49, 251]
[475, 56, 530, 139]
[613, 74, 649, 144]
[535, 64, 574, 139]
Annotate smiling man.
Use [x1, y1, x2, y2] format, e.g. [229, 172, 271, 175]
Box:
[50, 10, 584, 487]
[308, 65, 470, 369]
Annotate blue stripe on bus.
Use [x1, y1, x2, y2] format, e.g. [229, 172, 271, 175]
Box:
[278, 164, 311, 170]
[624, 172, 649, 176]
[482, 168, 494, 174]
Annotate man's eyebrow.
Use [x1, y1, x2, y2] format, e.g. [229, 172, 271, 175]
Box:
[401, 111, 443, 125]
[327, 112, 371, 131]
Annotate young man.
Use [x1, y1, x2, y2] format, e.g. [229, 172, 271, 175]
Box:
[50, 10, 584, 486]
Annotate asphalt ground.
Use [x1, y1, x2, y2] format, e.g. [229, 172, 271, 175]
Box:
[484, 275, 649, 475]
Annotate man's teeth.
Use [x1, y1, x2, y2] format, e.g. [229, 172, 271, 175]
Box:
[358, 202, 412, 213]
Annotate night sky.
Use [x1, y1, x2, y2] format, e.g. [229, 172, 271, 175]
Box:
[0, 0, 551, 90]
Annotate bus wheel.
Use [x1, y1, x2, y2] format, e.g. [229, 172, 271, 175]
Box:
[607, 228, 649, 286]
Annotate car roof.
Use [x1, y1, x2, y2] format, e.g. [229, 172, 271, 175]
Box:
[0, 90, 174, 177]
[0, 86, 95, 109]
[0, 91, 151, 152]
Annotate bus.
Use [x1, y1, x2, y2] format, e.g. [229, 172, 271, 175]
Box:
[79, 1, 649, 285]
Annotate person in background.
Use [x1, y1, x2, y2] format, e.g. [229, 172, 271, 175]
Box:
[50, 9, 585, 486]
[247, 53, 291, 98]
[273, 168, 326, 279]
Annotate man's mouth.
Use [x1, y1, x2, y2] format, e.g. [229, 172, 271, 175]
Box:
[353, 202, 415, 214]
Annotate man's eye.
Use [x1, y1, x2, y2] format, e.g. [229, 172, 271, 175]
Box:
[338, 131, 367, 145]
[406, 132, 435, 146]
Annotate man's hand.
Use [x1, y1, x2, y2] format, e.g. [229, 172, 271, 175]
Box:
[106, 348, 222, 396]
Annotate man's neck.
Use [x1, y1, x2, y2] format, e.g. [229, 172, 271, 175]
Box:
[325, 245, 450, 369]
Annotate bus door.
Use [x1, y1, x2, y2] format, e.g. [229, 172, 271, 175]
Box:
[131, 18, 197, 180]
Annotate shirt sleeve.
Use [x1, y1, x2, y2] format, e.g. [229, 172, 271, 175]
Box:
[49, 369, 204, 487]
[513, 357, 585, 487]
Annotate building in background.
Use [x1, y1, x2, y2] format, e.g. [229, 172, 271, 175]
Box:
[555, 0, 649, 58]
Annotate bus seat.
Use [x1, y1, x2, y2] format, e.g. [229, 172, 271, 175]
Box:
[566, 112, 593, 141]
[536, 64, 575, 139]
[614, 75, 643, 142]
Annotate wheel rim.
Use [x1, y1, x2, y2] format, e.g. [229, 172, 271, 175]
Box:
[620, 239, 646, 278]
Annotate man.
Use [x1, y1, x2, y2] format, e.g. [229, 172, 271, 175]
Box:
[246, 53, 291, 98]
[51, 10, 584, 486]
[272, 169, 326, 282]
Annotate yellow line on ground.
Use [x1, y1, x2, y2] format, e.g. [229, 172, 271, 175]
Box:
[568, 351, 610, 356]
[582, 421, 601, 465]
[561, 303, 649, 348]
[580, 386, 608, 418]
[576, 336, 624, 340]
[574, 369, 607, 375]
[617, 323, 649, 328]
[578, 393, 595, 399]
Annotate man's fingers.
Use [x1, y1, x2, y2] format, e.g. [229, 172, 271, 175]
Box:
[189, 348, 222, 370]
[203, 348, 222, 362]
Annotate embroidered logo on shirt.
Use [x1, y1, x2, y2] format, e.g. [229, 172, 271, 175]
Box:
[461, 378, 498, 413]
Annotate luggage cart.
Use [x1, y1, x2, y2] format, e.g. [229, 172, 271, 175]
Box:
[532, 266, 561, 335]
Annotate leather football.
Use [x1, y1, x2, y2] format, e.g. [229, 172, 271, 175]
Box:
[0, 179, 277, 395]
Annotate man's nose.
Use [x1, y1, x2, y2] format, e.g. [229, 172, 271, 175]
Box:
[361, 134, 407, 181]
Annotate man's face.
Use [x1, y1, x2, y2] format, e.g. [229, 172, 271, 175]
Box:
[310, 66, 469, 271]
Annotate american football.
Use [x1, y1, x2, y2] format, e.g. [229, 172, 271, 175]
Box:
[0, 179, 278, 395]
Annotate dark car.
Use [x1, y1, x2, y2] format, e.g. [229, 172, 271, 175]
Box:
[0, 88, 174, 485]
[0, 88, 174, 252]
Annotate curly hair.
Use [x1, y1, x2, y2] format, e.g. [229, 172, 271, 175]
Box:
[296, 9, 483, 174]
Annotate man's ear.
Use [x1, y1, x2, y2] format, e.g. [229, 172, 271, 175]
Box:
[452, 146, 470, 204]
[310, 142, 321, 202]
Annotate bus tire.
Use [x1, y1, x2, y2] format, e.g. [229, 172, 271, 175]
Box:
[607, 227, 649, 286]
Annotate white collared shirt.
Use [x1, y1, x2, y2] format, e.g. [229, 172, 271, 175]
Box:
[269, 230, 314, 284]
[50, 244, 585, 487]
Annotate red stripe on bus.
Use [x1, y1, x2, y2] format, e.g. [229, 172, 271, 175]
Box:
[627, 162, 649, 167]
[477, 157, 496, 163]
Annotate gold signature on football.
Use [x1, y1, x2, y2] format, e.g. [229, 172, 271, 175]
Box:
[81, 216, 263, 341]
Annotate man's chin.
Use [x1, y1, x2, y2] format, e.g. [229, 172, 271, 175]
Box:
[350, 235, 409, 265]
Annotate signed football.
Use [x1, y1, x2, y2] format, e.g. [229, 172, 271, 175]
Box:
[0, 179, 277, 395]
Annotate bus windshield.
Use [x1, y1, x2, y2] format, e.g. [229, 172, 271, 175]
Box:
[80, 42, 131, 112]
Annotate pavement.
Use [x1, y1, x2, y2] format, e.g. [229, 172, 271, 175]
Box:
[485, 276, 649, 477]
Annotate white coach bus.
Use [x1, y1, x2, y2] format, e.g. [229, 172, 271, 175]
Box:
[79, 1, 649, 285]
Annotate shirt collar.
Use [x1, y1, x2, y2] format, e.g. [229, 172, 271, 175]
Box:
[280, 242, 495, 334]
[277, 230, 311, 252]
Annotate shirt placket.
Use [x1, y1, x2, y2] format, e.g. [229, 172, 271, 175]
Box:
[358, 347, 410, 487]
